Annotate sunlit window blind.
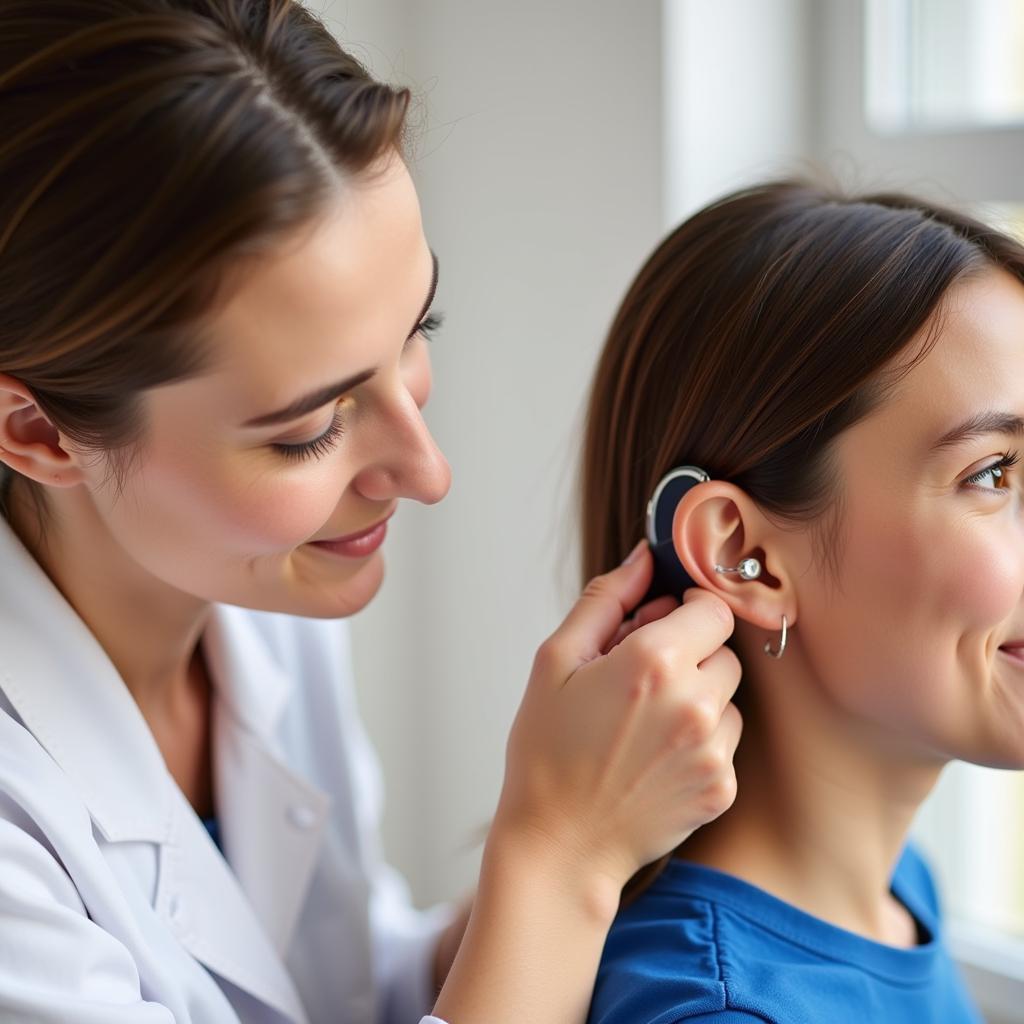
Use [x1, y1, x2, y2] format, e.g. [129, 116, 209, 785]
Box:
[866, 0, 1024, 131]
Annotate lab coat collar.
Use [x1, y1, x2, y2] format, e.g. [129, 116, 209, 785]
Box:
[0, 516, 325, 1023]
[203, 603, 332, 954]
[0, 515, 174, 844]
[0, 515, 309, 844]
[202, 602, 292, 743]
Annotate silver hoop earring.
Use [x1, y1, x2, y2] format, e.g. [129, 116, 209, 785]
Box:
[764, 614, 787, 659]
[714, 557, 762, 581]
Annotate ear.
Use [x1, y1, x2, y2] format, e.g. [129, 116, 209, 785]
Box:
[671, 479, 797, 633]
[0, 373, 86, 487]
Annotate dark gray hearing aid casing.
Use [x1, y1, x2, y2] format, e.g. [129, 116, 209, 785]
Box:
[638, 465, 709, 608]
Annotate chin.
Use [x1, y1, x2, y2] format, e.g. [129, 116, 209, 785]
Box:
[212, 549, 387, 620]
[953, 733, 1024, 771]
[303, 549, 386, 619]
[976, 749, 1024, 771]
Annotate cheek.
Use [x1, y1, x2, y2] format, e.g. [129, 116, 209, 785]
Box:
[213, 463, 346, 551]
[801, 499, 1022, 722]
[99, 444, 344, 562]
[947, 529, 1020, 625]
[841, 500, 1016, 635]
[902, 509, 1021, 633]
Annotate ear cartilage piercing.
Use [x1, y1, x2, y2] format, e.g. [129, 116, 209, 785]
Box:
[714, 557, 762, 581]
[764, 614, 788, 659]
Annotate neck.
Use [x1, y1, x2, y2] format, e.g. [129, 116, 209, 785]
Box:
[679, 628, 945, 946]
[5, 477, 211, 723]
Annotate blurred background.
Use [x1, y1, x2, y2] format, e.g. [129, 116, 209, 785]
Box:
[328, 1, 1024, 1019]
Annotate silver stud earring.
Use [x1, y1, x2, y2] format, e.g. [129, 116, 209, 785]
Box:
[714, 557, 762, 581]
[764, 614, 788, 659]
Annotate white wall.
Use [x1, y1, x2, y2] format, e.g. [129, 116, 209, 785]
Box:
[663, 0, 812, 224]
[336, 0, 666, 905]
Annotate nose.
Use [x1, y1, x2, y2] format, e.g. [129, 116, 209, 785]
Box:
[353, 390, 451, 506]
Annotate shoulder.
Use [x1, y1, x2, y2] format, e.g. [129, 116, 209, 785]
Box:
[588, 890, 772, 1023]
[0, 704, 104, 926]
[588, 854, 959, 1024]
[0, 711, 173, 1019]
[589, 869, 799, 1023]
[0, 697, 95, 853]
[589, 874, 731, 1024]
[676, 1016, 771, 1023]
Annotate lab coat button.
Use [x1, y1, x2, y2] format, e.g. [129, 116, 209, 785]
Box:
[287, 804, 317, 830]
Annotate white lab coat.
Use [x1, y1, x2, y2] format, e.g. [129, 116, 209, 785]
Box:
[0, 514, 453, 1024]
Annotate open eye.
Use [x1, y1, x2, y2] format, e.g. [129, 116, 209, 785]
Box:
[963, 452, 1020, 490]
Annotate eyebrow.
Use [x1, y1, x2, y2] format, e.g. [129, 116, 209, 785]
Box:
[928, 411, 1024, 454]
[242, 250, 439, 429]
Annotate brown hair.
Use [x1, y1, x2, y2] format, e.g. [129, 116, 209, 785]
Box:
[579, 179, 1024, 903]
[0, 0, 409, 542]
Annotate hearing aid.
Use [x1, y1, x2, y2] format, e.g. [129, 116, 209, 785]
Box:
[639, 465, 710, 605]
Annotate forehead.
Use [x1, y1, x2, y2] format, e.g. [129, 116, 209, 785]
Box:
[848, 268, 1024, 459]
[187, 158, 427, 421]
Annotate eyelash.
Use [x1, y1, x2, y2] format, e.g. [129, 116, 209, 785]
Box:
[271, 311, 444, 462]
[417, 312, 444, 340]
[963, 450, 1021, 489]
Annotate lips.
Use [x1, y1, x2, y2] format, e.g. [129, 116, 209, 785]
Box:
[998, 641, 1024, 665]
[315, 507, 395, 545]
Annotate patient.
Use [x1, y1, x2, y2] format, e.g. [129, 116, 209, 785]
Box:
[580, 180, 1024, 1023]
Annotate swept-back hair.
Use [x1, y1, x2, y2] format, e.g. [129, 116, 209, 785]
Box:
[0, 0, 409, 536]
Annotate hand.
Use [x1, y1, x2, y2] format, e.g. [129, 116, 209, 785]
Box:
[492, 542, 742, 894]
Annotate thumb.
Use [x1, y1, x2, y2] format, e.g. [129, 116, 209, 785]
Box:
[545, 541, 654, 678]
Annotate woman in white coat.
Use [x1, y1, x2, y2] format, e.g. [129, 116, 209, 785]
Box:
[0, 2, 743, 1022]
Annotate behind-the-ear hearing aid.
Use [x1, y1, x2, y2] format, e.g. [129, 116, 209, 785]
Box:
[640, 465, 709, 604]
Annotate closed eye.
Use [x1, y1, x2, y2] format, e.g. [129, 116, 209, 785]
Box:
[272, 406, 347, 462]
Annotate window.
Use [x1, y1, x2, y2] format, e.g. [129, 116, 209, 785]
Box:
[866, 0, 1024, 132]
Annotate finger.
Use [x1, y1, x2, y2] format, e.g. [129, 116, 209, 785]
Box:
[698, 702, 743, 821]
[717, 701, 743, 759]
[601, 594, 680, 656]
[696, 644, 743, 708]
[620, 586, 735, 665]
[634, 595, 679, 629]
[601, 621, 631, 656]
[548, 543, 655, 671]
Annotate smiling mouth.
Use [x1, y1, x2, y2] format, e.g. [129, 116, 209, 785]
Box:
[998, 644, 1024, 665]
[314, 508, 396, 545]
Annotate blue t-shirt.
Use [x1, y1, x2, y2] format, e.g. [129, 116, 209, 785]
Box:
[201, 814, 223, 855]
[588, 845, 982, 1024]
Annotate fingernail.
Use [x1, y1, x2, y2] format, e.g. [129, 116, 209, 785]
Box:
[622, 540, 646, 565]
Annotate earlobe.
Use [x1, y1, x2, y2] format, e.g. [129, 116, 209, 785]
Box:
[0, 374, 85, 488]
